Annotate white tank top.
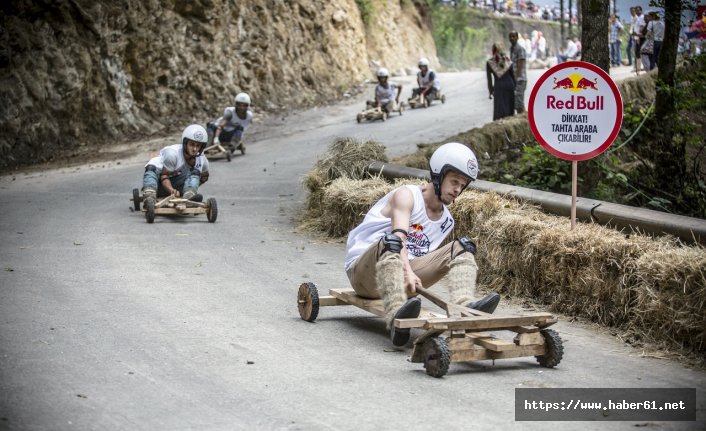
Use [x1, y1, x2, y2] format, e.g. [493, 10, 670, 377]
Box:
[221, 107, 253, 134]
[345, 185, 454, 271]
[375, 82, 398, 104]
[417, 70, 441, 90]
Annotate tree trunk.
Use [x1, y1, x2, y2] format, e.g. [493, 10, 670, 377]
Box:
[560, 0, 565, 41]
[580, 0, 610, 71]
[569, 0, 573, 38]
[652, 1, 686, 189]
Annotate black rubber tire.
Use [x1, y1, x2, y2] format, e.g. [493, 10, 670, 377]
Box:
[423, 337, 450, 378]
[239, 143, 245, 155]
[441, 94, 447, 104]
[226, 151, 231, 162]
[381, 112, 387, 122]
[298, 282, 320, 322]
[206, 198, 218, 223]
[356, 114, 362, 123]
[535, 328, 564, 368]
[424, 97, 430, 108]
[132, 188, 141, 211]
[144, 199, 155, 224]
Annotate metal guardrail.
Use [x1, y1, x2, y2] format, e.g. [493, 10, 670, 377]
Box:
[367, 161, 706, 246]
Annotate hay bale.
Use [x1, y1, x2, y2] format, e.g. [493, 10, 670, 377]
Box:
[317, 177, 394, 237]
[306, 137, 387, 187]
[629, 246, 706, 352]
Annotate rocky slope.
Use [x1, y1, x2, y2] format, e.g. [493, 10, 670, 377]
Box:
[0, 0, 437, 169]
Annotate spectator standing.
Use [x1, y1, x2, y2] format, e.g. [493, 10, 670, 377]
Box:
[609, 14, 624, 66]
[509, 31, 527, 114]
[646, 11, 665, 70]
[626, 7, 636, 66]
[486, 42, 515, 121]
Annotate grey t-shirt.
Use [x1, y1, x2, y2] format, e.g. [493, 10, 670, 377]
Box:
[510, 42, 527, 82]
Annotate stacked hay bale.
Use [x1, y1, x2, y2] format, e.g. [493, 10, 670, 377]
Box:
[302, 139, 706, 358]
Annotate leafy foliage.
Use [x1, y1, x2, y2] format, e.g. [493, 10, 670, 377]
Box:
[355, 0, 374, 26]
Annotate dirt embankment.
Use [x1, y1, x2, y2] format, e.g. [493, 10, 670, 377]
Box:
[0, 0, 436, 170]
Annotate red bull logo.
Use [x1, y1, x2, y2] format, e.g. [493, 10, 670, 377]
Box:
[409, 223, 424, 232]
[548, 73, 604, 110]
[552, 73, 599, 92]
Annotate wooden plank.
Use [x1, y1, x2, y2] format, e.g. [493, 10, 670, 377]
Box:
[514, 332, 545, 346]
[422, 313, 555, 331]
[467, 332, 515, 351]
[154, 208, 207, 215]
[449, 344, 545, 362]
[329, 289, 385, 317]
[318, 296, 348, 306]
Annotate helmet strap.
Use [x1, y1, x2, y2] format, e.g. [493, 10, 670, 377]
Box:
[431, 172, 443, 198]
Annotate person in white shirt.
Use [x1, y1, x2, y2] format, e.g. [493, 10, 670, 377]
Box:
[368, 67, 402, 113]
[633, 6, 646, 72]
[557, 37, 578, 63]
[142, 124, 210, 203]
[411, 57, 442, 102]
[210, 92, 253, 154]
[345, 143, 500, 346]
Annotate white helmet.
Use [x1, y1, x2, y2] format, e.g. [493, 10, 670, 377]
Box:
[418, 57, 430, 67]
[429, 142, 478, 197]
[376, 67, 389, 78]
[234, 92, 251, 106]
[181, 124, 208, 155]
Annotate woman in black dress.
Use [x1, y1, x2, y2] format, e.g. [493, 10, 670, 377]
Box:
[486, 42, 515, 120]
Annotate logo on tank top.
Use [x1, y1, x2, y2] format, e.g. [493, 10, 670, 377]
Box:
[406, 223, 431, 257]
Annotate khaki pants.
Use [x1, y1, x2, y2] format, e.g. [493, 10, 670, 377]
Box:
[348, 239, 467, 299]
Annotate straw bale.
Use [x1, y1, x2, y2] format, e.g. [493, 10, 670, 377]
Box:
[629, 246, 706, 352]
[307, 137, 387, 186]
[316, 177, 394, 237]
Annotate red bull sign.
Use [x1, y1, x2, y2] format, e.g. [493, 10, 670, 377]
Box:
[528, 61, 623, 161]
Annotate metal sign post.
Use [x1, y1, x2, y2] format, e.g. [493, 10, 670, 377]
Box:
[528, 61, 623, 230]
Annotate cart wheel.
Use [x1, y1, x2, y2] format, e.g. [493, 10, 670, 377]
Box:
[298, 282, 320, 322]
[356, 113, 362, 123]
[422, 337, 450, 378]
[144, 198, 155, 224]
[381, 112, 387, 122]
[424, 97, 431, 108]
[206, 198, 218, 223]
[441, 94, 447, 104]
[535, 329, 564, 368]
[398, 105, 403, 115]
[132, 188, 141, 211]
[226, 151, 231, 162]
[239, 142, 246, 155]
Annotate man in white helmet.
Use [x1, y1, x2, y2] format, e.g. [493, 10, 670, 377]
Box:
[367, 68, 402, 114]
[345, 143, 500, 347]
[142, 124, 210, 204]
[209, 92, 253, 154]
[411, 57, 441, 102]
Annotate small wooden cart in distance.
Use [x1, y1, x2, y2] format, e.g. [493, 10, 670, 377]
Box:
[407, 92, 446, 109]
[297, 282, 563, 378]
[356, 105, 403, 123]
[131, 189, 218, 224]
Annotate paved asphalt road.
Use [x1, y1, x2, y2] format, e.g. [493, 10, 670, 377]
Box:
[1, 67, 703, 431]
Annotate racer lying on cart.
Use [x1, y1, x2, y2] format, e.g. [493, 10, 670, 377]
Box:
[366, 68, 402, 114]
[142, 124, 210, 205]
[208, 92, 253, 154]
[410, 57, 441, 103]
[344, 143, 500, 346]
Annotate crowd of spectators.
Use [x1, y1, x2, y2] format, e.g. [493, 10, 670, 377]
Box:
[439, 0, 578, 23]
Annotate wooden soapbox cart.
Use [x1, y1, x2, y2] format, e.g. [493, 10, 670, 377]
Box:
[407, 92, 446, 109]
[356, 104, 404, 123]
[131, 189, 218, 224]
[297, 282, 563, 378]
